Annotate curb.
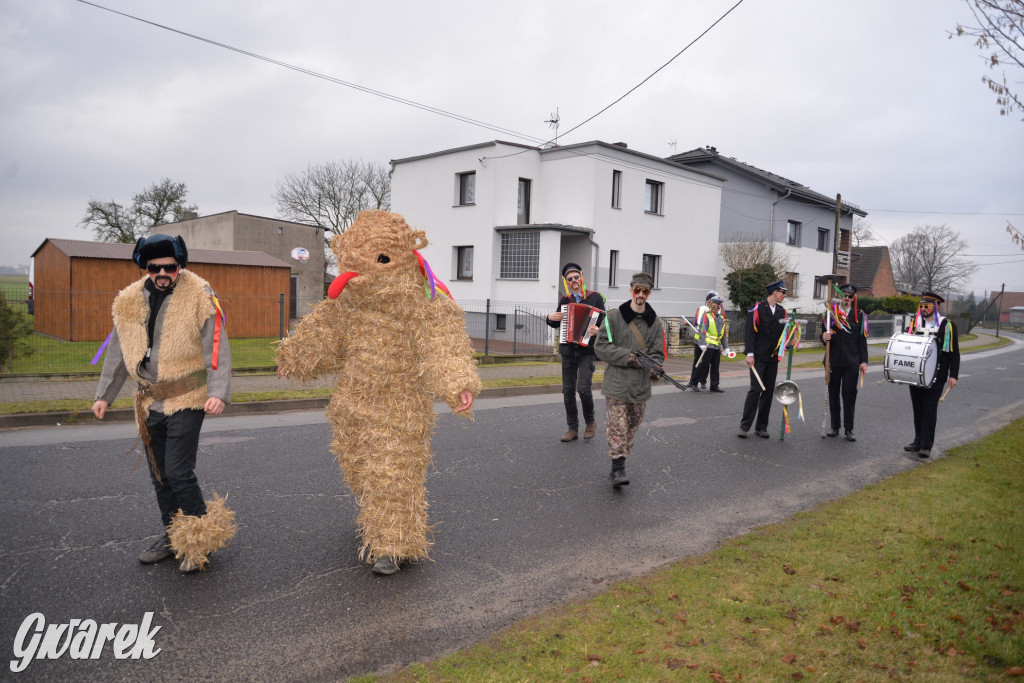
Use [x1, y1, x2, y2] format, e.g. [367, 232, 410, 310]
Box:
[0, 385, 568, 430]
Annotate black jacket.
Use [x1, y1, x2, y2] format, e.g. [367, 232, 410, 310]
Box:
[820, 309, 869, 368]
[546, 290, 606, 356]
[743, 300, 788, 363]
[934, 318, 961, 381]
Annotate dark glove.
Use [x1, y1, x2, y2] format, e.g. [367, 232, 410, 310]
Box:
[626, 354, 642, 369]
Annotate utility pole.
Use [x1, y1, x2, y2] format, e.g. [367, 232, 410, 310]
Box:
[996, 282, 1005, 338]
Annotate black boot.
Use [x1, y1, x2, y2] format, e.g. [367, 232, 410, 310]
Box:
[610, 457, 629, 486]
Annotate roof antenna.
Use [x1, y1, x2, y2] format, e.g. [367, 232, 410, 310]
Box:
[544, 107, 560, 146]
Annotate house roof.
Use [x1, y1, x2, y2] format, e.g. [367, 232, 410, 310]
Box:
[668, 147, 867, 217]
[849, 246, 890, 290]
[494, 223, 593, 235]
[31, 238, 291, 268]
[391, 140, 536, 166]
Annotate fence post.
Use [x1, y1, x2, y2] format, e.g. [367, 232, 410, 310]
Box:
[484, 299, 490, 356]
[513, 308, 519, 355]
[279, 294, 285, 339]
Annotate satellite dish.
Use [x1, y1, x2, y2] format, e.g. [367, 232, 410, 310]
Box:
[290, 247, 310, 263]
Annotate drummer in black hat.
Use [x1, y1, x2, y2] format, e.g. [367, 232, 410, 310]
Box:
[903, 291, 959, 458]
[546, 262, 606, 442]
[738, 279, 791, 439]
[821, 283, 869, 441]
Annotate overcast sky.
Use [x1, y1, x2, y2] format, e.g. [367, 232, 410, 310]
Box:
[3, 0, 1023, 297]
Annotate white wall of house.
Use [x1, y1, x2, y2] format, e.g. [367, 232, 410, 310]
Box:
[391, 141, 724, 318]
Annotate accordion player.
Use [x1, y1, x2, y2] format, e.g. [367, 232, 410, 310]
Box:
[559, 302, 604, 347]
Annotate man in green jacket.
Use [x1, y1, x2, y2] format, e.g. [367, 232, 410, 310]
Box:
[595, 272, 666, 487]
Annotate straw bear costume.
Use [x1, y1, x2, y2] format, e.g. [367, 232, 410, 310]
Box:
[276, 210, 481, 567]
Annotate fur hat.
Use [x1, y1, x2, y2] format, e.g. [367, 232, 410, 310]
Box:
[133, 234, 188, 268]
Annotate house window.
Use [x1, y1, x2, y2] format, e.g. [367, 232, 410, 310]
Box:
[495, 313, 507, 331]
[456, 171, 475, 205]
[499, 231, 539, 279]
[641, 253, 661, 289]
[817, 228, 830, 252]
[456, 246, 473, 280]
[784, 271, 799, 297]
[787, 220, 801, 246]
[608, 249, 619, 287]
[814, 279, 828, 299]
[517, 178, 531, 224]
[611, 170, 622, 209]
[644, 180, 663, 214]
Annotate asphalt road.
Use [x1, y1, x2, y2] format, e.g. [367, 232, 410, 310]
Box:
[1, 336, 1022, 681]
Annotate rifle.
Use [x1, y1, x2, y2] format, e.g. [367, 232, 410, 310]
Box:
[632, 349, 689, 392]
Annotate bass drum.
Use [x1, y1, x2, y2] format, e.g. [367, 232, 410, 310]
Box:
[883, 333, 938, 388]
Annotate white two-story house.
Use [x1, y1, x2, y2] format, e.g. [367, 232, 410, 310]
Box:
[669, 147, 867, 313]
[390, 140, 725, 326]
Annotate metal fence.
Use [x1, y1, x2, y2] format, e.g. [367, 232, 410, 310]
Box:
[0, 280, 980, 377]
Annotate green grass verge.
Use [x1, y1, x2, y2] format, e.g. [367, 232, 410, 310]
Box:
[358, 418, 1024, 682]
[5, 335, 281, 374]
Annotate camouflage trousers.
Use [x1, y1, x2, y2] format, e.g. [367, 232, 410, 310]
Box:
[605, 397, 647, 459]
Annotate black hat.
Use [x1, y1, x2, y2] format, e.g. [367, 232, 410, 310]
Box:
[765, 279, 786, 294]
[919, 291, 944, 305]
[133, 234, 188, 268]
[561, 262, 583, 279]
[839, 283, 857, 296]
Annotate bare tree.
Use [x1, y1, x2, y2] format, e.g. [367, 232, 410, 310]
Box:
[851, 217, 877, 247]
[889, 224, 979, 297]
[719, 233, 794, 283]
[951, 0, 1024, 119]
[274, 160, 392, 269]
[79, 178, 198, 243]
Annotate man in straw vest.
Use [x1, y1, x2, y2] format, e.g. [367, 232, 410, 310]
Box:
[595, 272, 665, 487]
[903, 291, 959, 459]
[738, 279, 790, 439]
[92, 234, 236, 573]
[820, 283, 868, 441]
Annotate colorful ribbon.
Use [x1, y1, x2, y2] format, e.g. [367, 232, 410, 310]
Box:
[91, 330, 113, 366]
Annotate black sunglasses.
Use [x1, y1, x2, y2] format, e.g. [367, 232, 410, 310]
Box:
[147, 263, 179, 274]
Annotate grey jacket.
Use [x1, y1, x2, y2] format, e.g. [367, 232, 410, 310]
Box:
[595, 300, 665, 403]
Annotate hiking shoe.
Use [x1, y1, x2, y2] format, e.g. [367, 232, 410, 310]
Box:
[138, 534, 173, 564]
[372, 556, 400, 575]
[917, 449, 931, 459]
[826, 428, 839, 437]
[610, 469, 630, 486]
[845, 431, 856, 442]
[709, 386, 724, 393]
[737, 430, 748, 438]
[755, 430, 770, 439]
[903, 442, 920, 452]
[688, 384, 701, 392]
[560, 430, 578, 442]
[179, 557, 201, 574]
[583, 423, 597, 440]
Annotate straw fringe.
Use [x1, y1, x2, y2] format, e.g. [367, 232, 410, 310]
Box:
[167, 493, 237, 570]
[275, 210, 481, 563]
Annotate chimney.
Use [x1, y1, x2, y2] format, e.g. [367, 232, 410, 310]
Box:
[612, 142, 628, 148]
[182, 211, 198, 221]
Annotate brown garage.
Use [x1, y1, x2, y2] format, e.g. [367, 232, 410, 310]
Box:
[31, 238, 292, 341]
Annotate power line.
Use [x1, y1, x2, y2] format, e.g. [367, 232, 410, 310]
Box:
[75, 0, 550, 146]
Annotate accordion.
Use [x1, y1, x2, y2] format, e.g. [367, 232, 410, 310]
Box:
[559, 303, 604, 347]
